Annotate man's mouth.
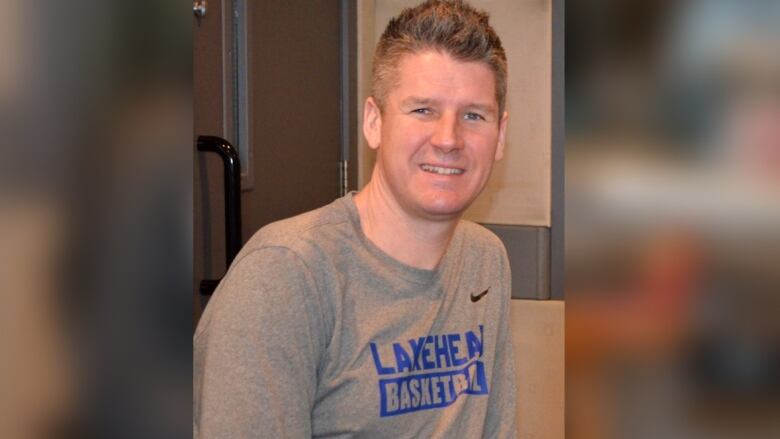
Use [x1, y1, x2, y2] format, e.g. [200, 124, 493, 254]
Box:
[420, 164, 464, 175]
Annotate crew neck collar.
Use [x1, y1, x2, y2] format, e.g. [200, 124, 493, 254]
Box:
[341, 192, 463, 287]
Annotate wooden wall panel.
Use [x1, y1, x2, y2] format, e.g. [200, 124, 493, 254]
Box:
[511, 299, 565, 439]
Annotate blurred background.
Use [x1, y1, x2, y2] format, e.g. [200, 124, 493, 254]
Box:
[0, 1, 191, 437]
[2, 0, 779, 438]
[566, 0, 780, 438]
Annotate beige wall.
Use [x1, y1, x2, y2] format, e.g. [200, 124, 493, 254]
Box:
[511, 300, 565, 438]
[357, 0, 552, 227]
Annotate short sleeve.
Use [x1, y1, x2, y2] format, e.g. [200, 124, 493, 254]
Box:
[194, 247, 326, 438]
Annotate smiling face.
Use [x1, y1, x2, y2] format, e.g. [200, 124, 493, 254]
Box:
[363, 50, 508, 222]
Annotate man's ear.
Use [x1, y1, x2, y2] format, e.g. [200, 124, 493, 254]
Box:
[494, 111, 509, 161]
[363, 97, 382, 150]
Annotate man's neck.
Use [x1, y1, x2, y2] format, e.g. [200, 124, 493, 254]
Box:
[354, 182, 459, 270]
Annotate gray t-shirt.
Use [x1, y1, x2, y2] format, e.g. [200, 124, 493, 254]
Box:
[194, 194, 516, 438]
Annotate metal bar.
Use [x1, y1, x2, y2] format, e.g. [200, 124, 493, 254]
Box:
[550, 0, 565, 300]
[197, 135, 242, 269]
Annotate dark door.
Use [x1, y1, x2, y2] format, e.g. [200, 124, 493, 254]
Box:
[194, 0, 355, 324]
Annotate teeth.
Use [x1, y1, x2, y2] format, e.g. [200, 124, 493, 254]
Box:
[421, 164, 464, 175]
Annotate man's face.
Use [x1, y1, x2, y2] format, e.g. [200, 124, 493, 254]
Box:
[364, 50, 508, 221]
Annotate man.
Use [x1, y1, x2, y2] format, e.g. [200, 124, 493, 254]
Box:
[194, 1, 516, 437]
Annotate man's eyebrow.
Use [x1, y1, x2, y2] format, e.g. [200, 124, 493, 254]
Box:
[399, 98, 497, 113]
[399, 97, 437, 107]
[465, 103, 498, 115]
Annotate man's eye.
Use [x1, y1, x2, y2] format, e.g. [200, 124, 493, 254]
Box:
[412, 108, 432, 115]
[464, 112, 486, 121]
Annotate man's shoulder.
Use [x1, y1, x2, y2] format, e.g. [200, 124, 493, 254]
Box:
[240, 196, 353, 257]
[457, 219, 506, 252]
[454, 219, 510, 272]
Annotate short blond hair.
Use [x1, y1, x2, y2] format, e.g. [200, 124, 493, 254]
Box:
[372, 0, 508, 114]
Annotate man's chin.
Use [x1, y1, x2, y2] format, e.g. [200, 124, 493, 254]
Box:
[415, 195, 473, 221]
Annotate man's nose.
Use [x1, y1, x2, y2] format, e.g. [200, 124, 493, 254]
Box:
[430, 112, 461, 153]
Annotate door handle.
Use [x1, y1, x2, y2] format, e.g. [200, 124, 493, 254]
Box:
[193, 0, 207, 18]
[197, 135, 242, 295]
